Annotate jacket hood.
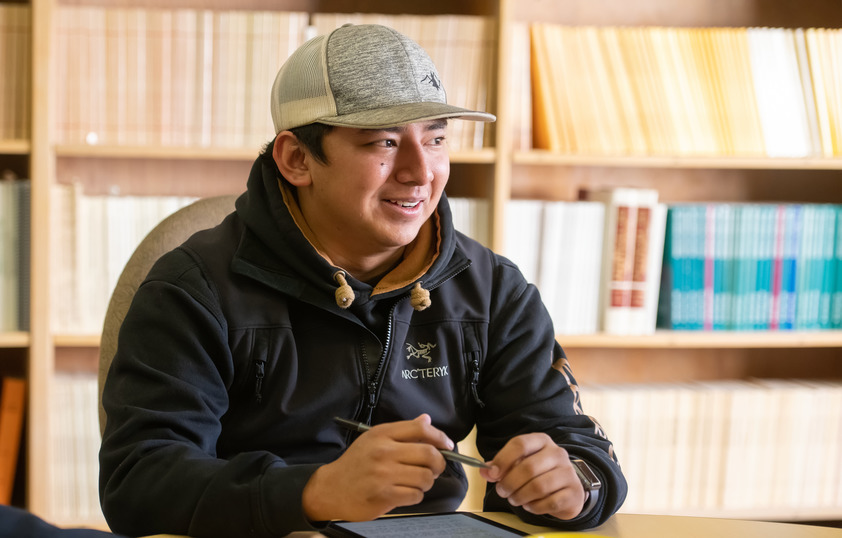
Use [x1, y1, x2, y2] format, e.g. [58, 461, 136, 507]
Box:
[232, 140, 462, 311]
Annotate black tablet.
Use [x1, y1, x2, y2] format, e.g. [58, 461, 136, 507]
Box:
[324, 512, 529, 537]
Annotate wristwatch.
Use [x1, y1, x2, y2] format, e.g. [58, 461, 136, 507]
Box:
[570, 458, 601, 515]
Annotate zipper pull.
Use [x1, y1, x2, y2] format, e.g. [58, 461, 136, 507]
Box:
[254, 360, 265, 404]
[363, 382, 377, 423]
[470, 356, 485, 408]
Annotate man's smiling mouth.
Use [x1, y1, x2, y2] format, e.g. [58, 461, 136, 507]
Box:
[389, 200, 421, 208]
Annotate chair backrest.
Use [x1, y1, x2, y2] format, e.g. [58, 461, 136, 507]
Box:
[98, 194, 237, 435]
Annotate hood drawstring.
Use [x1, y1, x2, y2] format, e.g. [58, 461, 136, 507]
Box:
[410, 281, 431, 311]
[334, 272, 432, 312]
[334, 271, 355, 309]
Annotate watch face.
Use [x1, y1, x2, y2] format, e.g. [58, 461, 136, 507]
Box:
[571, 458, 602, 490]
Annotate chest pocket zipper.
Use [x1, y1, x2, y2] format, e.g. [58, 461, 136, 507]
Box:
[250, 329, 271, 404]
[462, 322, 485, 408]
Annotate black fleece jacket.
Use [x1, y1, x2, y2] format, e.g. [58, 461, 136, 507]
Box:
[99, 150, 627, 537]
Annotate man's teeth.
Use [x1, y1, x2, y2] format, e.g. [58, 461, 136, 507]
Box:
[391, 200, 420, 208]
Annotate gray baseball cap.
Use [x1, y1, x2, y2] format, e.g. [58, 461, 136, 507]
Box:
[270, 23, 496, 133]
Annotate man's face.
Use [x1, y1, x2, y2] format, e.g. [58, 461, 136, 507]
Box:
[298, 120, 450, 259]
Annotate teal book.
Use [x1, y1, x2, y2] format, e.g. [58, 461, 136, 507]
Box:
[794, 205, 817, 330]
[818, 205, 837, 329]
[779, 204, 801, 330]
[831, 205, 842, 329]
[732, 205, 758, 331]
[712, 204, 735, 331]
[754, 204, 776, 330]
[656, 207, 675, 329]
[688, 205, 707, 331]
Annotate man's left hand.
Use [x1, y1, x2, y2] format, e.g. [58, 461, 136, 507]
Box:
[478, 433, 585, 520]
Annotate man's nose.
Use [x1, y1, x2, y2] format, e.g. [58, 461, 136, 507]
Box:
[394, 140, 435, 185]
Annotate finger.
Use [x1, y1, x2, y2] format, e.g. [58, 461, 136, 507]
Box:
[369, 414, 455, 451]
[521, 482, 585, 520]
[502, 458, 575, 506]
[346, 484, 428, 520]
[362, 422, 449, 475]
[490, 433, 557, 479]
[494, 449, 559, 500]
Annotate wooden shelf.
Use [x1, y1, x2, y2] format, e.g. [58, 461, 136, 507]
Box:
[560, 330, 842, 349]
[0, 332, 29, 348]
[50, 331, 842, 350]
[54, 144, 496, 164]
[53, 334, 101, 348]
[0, 139, 30, 154]
[515, 150, 842, 170]
[626, 506, 842, 523]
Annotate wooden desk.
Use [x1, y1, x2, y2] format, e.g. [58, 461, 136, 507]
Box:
[146, 512, 842, 537]
[483, 512, 842, 538]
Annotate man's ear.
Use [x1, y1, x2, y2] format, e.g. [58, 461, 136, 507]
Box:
[273, 131, 312, 187]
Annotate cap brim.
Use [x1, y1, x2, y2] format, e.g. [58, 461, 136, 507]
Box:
[315, 102, 496, 129]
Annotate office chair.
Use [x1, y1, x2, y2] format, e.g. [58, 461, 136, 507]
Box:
[97, 194, 237, 435]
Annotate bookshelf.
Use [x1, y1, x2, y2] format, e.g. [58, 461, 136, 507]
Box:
[6, 0, 842, 529]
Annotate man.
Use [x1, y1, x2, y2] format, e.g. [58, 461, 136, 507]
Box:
[99, 23, 626, 537]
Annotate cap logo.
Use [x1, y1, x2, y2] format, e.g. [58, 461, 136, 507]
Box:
[422, 72, 441, 91]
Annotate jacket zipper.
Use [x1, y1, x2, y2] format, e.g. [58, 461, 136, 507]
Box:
[468, 352, 485, 408]
[253, 357, 266, 404]
[361, 299, 399, 425]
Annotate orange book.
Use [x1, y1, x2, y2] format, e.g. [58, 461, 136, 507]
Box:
[0, 377, 25, 505]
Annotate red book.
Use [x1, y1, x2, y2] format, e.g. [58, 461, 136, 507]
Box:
[0, 377, 26, 505]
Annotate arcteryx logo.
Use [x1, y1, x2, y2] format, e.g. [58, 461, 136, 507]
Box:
[421, 72, 441, 91]
[402, 342, 448, 380]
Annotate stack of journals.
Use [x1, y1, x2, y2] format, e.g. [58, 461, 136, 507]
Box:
[531, 24, 842, 157]
[51, 184, 197, 335]
[0, 177, 29, 332]
[49, 373, 101, 524]
[448, 197, 491, 248]
[52, 7, 497, 152]
[584, 379, 842, 515]
[504, 199, 605, 335]
[54, 6, 310, 148]
[504, 188, 667, 336]
[0, 4, 30, 141]
[658, 203, 842, 331]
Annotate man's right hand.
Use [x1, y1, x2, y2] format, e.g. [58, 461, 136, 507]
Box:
[301, 414, 453, 523]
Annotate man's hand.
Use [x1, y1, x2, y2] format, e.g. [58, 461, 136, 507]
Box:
[302, 414, 453, 522]
[479, 433, 585, 520]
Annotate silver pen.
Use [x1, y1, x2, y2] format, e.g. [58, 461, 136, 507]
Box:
[333, 416, 491, 469]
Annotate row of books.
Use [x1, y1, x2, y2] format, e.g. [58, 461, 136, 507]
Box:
[0, 177, 30, 332]
[658, 203, 842, 331]
[49, 372, 101, 524]
[531, 24, 842, 157]
[51, 184, 197, 334]
[52, 7, 495, 152]
[448, 196, 490, 248]
[585, 379, 842, 514]
[38, 188, 842, 336]
[0, 5, 30, 141]
[505, 199, 606, 335]
[504, 188, 667, 335]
